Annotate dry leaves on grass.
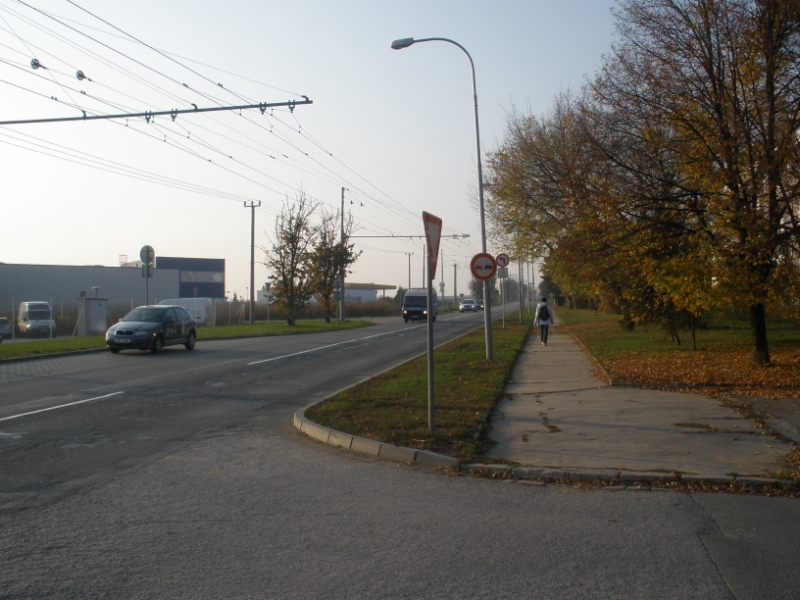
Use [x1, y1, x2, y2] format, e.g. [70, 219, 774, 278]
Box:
[603, 347, 800, 397]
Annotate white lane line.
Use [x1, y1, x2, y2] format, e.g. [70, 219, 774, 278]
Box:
[247, 324, 425, 366]
[0, 391, 124, 423]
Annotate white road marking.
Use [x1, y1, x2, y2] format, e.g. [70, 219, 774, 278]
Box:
[0, 391, 124, 423]
[246, 324, 425, 366]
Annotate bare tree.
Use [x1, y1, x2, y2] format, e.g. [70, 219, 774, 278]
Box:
[308, 210, 360, 323]
[263, 191, 317, 326]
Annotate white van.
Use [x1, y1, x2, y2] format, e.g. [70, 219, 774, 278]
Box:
[18, 301, 56, 337]
[158, 298, 216, 327]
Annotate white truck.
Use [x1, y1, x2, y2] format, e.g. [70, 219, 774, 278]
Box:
[158, 298, 216, 327]
[18, 301, 56, 337]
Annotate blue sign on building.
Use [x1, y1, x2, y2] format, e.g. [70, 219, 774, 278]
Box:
[156, 257, 225, 299]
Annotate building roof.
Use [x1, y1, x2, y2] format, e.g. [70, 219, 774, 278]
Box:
[344, 282, 397, 290]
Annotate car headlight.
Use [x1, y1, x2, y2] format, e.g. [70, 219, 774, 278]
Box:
[423, 311, 427, 315]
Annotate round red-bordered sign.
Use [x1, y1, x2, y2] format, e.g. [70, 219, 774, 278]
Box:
[495, 253, 510, 268]
[470, 253, 497, 281]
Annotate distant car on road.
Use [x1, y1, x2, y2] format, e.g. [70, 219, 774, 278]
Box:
[476, 299, 485, 310]
[0, 317, 11, 340]
[106, 305, 196, 354]
[459, 299, 478, 312]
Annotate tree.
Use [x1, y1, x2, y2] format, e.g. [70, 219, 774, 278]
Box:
[487, 0, 800, 364]
[264, 192, 317, 326]
[308, 210, 360, 323]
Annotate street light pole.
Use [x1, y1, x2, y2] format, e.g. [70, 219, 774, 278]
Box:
[392, 36, 493, 358]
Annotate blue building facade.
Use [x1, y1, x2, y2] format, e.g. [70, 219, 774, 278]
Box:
[156, 257, 225, 299]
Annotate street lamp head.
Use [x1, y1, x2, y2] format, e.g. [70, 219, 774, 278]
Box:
[391, 37, 415, 50]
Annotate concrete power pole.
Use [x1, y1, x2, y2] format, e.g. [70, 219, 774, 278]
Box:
[405, 252, 414, 289]
[244, 201, 261, 324]
[340, 187, 346, 321]
[453, 263, 457, 307]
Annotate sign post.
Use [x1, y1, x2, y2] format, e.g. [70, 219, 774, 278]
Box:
[140, 245, 155, 306]
[423, 211, 442, 430]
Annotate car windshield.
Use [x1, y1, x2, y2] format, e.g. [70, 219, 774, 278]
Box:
[122, 307, 166, 323]
[29, 310, 51, 320]
[0, 318, 9, 325]
[404, 296, 428, 307]
[462, 300, 474, 305]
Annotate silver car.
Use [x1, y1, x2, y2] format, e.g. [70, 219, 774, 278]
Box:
[459, 299, 478, 312]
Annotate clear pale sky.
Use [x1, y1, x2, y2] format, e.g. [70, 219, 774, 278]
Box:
[0, 0, 617, 298]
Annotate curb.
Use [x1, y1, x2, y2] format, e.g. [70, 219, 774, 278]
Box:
[459, 464, 797, 490]
[293, 408, 457, 468]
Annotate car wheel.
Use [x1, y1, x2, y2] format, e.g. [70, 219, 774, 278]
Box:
[151, 335, 164, 354]
[403, 317, 408, 323]
[185, 331, 196, 350]
[109, 348, 120, 354]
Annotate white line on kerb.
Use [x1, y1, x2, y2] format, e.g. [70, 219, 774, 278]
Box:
[0, 391, 124, 423]
[246, 324, 425, 366]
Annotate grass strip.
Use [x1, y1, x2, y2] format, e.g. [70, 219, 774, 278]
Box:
[306, 311, 534, 461]
[0, 319, 372, 360]
[557, 309, 800, 397]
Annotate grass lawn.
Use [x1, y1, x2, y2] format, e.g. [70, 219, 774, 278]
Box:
[0, 319, 372, 360]
[306, 311, 534, 460]
[557, 308, 800, 397]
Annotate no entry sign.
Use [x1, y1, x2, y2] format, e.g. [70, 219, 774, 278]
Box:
[470, 253, 497, 281]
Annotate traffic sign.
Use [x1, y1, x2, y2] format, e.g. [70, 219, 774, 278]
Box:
[470, 253, 497, 281]
[422, 211, 443, 279]
[140, 245, 155, 265]
[496, 253, 510, 268]
[497, 267, 508, 279]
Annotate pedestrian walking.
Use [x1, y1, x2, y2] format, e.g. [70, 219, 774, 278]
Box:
[535, 297, 555, 346]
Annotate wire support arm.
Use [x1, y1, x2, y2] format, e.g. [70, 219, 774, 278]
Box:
[0, 98, 313, 126]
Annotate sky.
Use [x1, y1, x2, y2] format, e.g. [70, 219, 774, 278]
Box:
[0, 0, 618, 299]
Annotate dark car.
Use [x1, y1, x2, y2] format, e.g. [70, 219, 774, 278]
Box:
[476, 299, 485, 310]
[106, 305, 196, 354]
[0, 317, 11, 340]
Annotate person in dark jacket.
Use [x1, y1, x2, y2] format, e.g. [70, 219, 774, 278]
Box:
[534, 297, 555, 345]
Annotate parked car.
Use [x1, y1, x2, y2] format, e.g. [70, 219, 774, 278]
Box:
[459, 299, 478, 312]
[476, 299, 485, 310]
[0, 317, 11, 340]
[106, 305, 196, 354]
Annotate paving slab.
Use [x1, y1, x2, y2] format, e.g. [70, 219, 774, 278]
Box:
[488, 327, 794, 478]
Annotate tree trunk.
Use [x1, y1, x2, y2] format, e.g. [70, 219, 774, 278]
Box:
[750, 304, 770, 365]
[691, 318, 697, 351]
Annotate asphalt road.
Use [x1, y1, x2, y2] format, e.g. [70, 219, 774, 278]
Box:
[1, 306, 799, 599]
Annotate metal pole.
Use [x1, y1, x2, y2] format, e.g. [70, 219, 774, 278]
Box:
[340, 187, 346, 321]
[405, 252, 413, 289]
[502, 277, 505, 329]
[518, 260, 524, 324]
[11, 297, 14, 342]
[244, 201, 260, 324]
[426, 247, 435, 430]
[392, 36, 492, 357]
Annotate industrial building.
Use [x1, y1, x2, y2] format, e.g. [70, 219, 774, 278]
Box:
[0, 256, 225, 311]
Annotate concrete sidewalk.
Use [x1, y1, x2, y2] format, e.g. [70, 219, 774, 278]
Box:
[487, 325, 795, 478]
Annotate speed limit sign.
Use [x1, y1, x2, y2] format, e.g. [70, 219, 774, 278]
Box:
[496, 253, 510, 268]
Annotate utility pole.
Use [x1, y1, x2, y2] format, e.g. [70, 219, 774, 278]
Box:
[404, 252, 414, 289]
[244, 201, 261, 324]
[422, 246, 426, 287]
[340, 187, 346, 321]
[453, 263, 458, 306]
